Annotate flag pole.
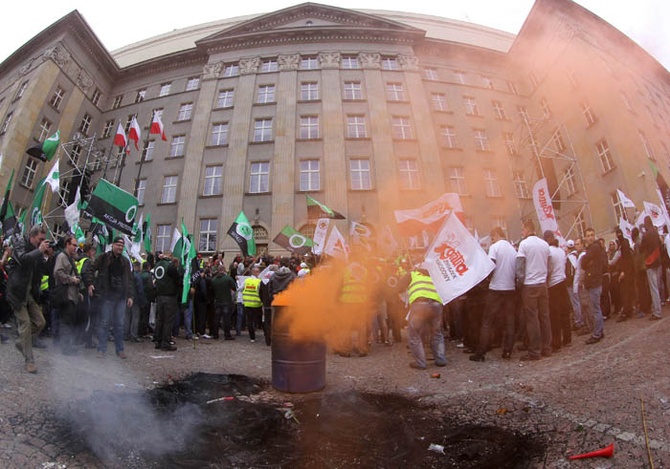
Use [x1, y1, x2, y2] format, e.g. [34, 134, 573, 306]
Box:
[133, 111, 154, 198]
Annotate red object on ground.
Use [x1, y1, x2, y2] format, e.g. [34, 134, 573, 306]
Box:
[568, 443, 614, 460]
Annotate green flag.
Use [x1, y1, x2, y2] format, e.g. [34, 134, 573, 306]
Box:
[20, 178, 47, 229]
[182, 230, 197, 304]
[0, 168, 15, 234]
[26, 130, 60, 162]
[143, 212, 152, 253]
[306, 195, 345, 220]
[227, 211, 255, 256]
[87, 178, 139, 236]
[273, 224, 313, 255]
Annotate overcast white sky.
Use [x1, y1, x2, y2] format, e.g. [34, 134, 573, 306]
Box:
[1, 0, 668, 71]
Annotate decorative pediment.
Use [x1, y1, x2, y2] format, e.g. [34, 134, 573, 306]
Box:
[196, 3, 425, 51]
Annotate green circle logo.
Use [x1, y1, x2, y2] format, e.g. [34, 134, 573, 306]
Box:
[237, 224, 253, 240]
[289, 234, 307, 248]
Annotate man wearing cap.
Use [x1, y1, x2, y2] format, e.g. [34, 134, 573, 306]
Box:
[92, 237, 134, 358]
[515, 219, 552, 361]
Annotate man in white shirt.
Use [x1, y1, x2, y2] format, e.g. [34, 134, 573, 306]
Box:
[470, 226, 518, 362]
[544, 231, 572, 351]
[516, 220, 552, 361]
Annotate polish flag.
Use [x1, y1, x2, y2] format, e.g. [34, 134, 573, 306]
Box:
[149, 113, 167, 141]
[127, 116, 141, 150]
[113, 123, 127, 148]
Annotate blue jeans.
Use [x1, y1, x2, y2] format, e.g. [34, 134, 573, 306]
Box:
[567, 286, 583, 326]
[407, 300, 446, 368]
[98, 298, 126, 354]
[588, 285, 604, 338]
[646, 266, 662, 318]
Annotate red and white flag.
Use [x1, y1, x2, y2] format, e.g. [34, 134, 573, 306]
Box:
[149, 113, 167, 141]
[113, 123, 127, 148]
[323, 225, 349, 261]
[128, 116, 141, 150]
[394, 192, 463, 236]
[422, 212, 495, 305]
[311, 218, 330, 255]
[532, 177, 564, 243]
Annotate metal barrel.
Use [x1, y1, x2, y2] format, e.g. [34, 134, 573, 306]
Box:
[271, 305, 326, 393]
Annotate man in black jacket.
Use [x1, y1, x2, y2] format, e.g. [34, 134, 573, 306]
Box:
[6, 225, 51, 373]
[581, 227, 606, 344]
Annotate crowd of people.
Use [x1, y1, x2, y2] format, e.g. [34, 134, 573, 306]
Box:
[0, 215, 667, 374]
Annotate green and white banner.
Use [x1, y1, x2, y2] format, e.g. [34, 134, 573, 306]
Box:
[87, 178, 139, 236]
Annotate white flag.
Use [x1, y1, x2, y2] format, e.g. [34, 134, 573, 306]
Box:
[422, 212, 495, 305]
[643, 201, 665, 227]
[312, 218, 330, 255]
[618, 217, 634, 245]
[64, 184, 81, 230]
[350, 220, 373, 251]
[323, 225, 349, 261]
[532, 177, 563, 241]
[616, 189, 636, 209]
[378, 225, 399, 254]
[45, 158, 60, 193]
[394, 192, 462, 236]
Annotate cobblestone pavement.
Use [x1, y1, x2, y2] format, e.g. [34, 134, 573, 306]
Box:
[1, 307, 669, 468]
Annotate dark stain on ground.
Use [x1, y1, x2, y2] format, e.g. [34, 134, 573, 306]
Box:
[55, 373, 545, 468]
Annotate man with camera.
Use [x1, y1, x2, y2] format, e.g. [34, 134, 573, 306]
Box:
[5, 225, 51, 373]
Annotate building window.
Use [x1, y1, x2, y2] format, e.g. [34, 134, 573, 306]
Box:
[343, 81, 363, 100]
[249, 162, 270, 193]
[79, 113, 92, 136]
[483, 76, 495, 89]
[70, 144, 82, 166]
[440, 126, 459, 149]
[261, 59, 278, 73]
[431, 93, 448, 112]
[581, 101, 597, 126]
[540, 98, 551, 118]
[611, 192, 626, 221]
[299, 160, 320, 191]
[565, 167, 577, 196]
[253, 119, 273, 142]
[346, 115, 367, 139]
[299, 116, 320, 140]
[1, 112, 13, 135]
[503, 132, 518, 156]
[517, 106, 529, 122]
[463, 96, 479, 116]
[257, 85, 276, 104]
[170, 135, 186, 158]
[300, 56, 318, 70]
[492, 100, 507, 120]
[210, 123, 229, 146]
[223, 63, 239, 77]
[203, 165, 222, 196]
[386, 83, 405, 102]
[596, 139, 615, 173]
[217, 89, 234, 108]
[381, 57, 399, 70]
[20, 159, 38, 188]
[552, 128, 566, 153]
[392, 116, 413, 140]
[507, 81, 518, 95]
[300, 82, 319, 101]
[513, 171, 529, 199]
[102, 120, 114, 139]
[186, 77, 200, 91]
[49, 87, 65, 110]
[177, 103, 193, 121]
[142, 140, 155, 162]
[161, 176, 178, 204]
[424, 68, 438, 80]
[350, 159, 371, 190]
[38, 119, 52, 142]
[448, 167, 468, 195]
[341, 55, 359, 69]
[473, 129, 490, 151]
[91, 88, 102, 106]
[484, 169, 502, 197]
[639, 130, 654, 160]
[159, 83, 172, 97]
[399, 159, 420, 190]
[135, 89, 146, 103]
[156, 224, 172, 252]
[199, 219, 218, 252]
[112, 95, 122, 109]
[454, 71, 466, 84]
[16, 81, 29, 100]
[136, 179, 146, 205]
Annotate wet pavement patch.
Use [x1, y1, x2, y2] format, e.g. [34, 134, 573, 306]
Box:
[55, 373, 545, 468]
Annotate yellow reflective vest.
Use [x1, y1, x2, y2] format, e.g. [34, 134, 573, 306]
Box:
[407, 271, 441, 305]
[76, 257, 88, 274]
[242, 277, 262, 308]
[340, 263, 367, 304]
